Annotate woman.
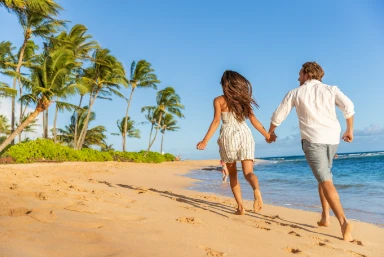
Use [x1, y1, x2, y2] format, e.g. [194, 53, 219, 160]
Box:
[197, 70, 276, 214]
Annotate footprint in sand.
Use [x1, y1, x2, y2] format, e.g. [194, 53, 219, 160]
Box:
[9, 183, 18, 190]
[198, 246, 226, 257]
[346, 250, 366, 257]
[7, 207, 31, 217]
[64, 202, 100, 214]
[35, 192, 49, 200]
[183, 206, 198, 211]
[28, 209, 56, 223]
[253, 223, 271, 231]
[176, 217, 201, 225]
[197, 195, 220, 201]
[69, 185, 88, 192]
[284, 247, 302, 254]
[288, 231, 301, 237]
[310, 236, 330, 243]
[316, 242, 327, 247]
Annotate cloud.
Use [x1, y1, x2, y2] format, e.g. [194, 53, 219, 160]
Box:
[354, 124, 384, 137]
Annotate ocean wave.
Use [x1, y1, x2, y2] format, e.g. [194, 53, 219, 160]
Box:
[335, 184, 366, 189]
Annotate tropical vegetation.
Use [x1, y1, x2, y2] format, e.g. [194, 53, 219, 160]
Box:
[0, 0, 184, 163]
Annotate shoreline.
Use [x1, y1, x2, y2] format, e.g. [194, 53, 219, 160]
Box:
[184, 161, 384, 229]
[0, 160, 383, 257]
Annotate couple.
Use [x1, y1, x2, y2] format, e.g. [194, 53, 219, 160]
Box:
[196, 62, 354, 241]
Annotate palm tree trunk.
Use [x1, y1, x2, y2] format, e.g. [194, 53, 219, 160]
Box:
[73, 95, 83, 149]
[160, 132, 164, 154]
[42, 110, 46, 138]
[77, 92, 98, 150]
[11, 35, 28, 144]
[18, 78, 22, 143]
[122, 133, 126, 152]
[53, 101, 59, 143]
[0, 108, 41, 152]
[123, 88, 135, 152]
[145, 114, 162, 156]
[44, 108, 49, 138]
[148, 123, 154, 148]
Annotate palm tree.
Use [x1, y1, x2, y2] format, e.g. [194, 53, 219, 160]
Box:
[0, 41, 18, 98]
[2, 0, 64, 142]
[44, 24, 99, 143]
[16, 113, 39, 140]
[142, 87, 184, 156]
[0, 115, 10, 135]
[159, 113, 179, 154]
[0, 41, 16, 73]
[57, 107, 107, 148]
[101, 142, 114, 152]
[75, 48, 128, 150]
[122, 60, 159, 151]
[0, 0, 25, 9]
[53, 24, 99, 59]
[141, 106, 160, 148]
[112, 116, 140, 151]
[53, 98, 81, 143]
[0, 48, 79, 152]
[0, 82, 17, 98]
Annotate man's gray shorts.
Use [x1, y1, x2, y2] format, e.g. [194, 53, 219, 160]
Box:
[302, 139, 339, 183]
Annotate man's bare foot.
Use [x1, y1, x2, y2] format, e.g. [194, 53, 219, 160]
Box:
[253, 190, 263, 213]
[342, 222, 353, 241]
[234, 208, 245, 215]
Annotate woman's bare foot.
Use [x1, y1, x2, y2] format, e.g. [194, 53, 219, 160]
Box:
[317, 216, 330, 227]
[234, 208, 245, 215]
[253, 190, 263, 213]
[317, 220, 330, 227]
[341, 222, 353, 241]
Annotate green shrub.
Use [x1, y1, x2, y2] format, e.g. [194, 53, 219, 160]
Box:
[2, 139, 112, 163]
[113, 151, 174, 163]
[163, 153, 176, 161]
[1, 139, 175, 164]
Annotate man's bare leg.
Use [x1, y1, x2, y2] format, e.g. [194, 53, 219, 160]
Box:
[318, 183, 331, 226]
[241, 160, 263, 213]
[227, 162, 244, 214]
[320, 181, 353, 241]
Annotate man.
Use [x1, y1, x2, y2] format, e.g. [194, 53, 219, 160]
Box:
[268, 62, 354, 241]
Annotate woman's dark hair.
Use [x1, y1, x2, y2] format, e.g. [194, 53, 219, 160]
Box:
[220, 70, 259, 122]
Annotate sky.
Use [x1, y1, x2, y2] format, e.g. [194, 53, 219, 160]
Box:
[0, 0, 383, 159]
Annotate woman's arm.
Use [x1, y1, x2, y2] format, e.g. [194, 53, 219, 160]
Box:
[196, 98, 222, 150]
[249, 112, 276, 142]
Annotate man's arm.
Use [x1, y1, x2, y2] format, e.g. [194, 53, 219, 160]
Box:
[342, 115, 354, 142]
[268, 91, 295, 134]
[335, 87, 355, 143]
[335, 87, 355, 119]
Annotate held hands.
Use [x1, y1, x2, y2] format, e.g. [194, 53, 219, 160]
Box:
[342, 130, 354, 143]
[196, 140, 207, 150]
[265, 132, 277, 144]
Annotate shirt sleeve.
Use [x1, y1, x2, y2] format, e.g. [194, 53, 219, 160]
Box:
[271, 90, 295, 126]
[334, 87, 355, 119]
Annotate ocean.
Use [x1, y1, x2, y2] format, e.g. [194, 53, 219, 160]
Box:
[186, 151, 384, 227]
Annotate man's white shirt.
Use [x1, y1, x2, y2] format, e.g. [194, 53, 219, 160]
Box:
[271, 80, 355, 145]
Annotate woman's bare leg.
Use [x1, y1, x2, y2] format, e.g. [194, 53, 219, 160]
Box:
[241, 160, 263, 212]
[227, 162, 244, 214]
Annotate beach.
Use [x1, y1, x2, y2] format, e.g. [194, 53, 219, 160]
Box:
[0, 160, 383, 257]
